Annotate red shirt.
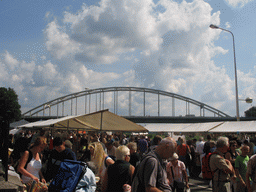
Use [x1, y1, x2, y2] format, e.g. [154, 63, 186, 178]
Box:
[177, 144, 189, 156]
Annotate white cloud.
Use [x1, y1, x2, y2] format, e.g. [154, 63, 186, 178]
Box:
[225, 22, 231, 29]
[60, 0, 163, 64]
[225, 0, 253, 7]
[45, 20, 81, 60]
[3, 0, 256, 117]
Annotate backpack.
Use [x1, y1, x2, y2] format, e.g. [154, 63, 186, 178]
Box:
[131, 154, 161, 192]
[48, 159, 87, 192]
[202, 152, 218, 180]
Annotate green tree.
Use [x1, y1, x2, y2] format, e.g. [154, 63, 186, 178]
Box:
[0, 87, 21, 123]
[244, 106, 256, 117]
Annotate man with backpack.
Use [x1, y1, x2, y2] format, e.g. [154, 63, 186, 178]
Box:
[131, 137, 177, 192]
[210, 137, 236, 192]
[45, 136, 76, 181]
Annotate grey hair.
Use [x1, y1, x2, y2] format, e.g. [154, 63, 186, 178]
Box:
[116, 145, 130, 161]
[216, 137, 229, 148]
[127, 142, 137, 151]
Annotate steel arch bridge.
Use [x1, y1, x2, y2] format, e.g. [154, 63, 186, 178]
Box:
[22, 87, 230, 118]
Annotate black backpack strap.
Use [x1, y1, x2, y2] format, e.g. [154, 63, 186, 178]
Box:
[24, 150, 33, 170]
[73, 162, 88, 191]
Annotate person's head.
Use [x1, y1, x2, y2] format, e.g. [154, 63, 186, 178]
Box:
[53, 137, 66, 152]
[106, 140, 114, 150]
[247, 142, 255, 157]
[207, 135, 211, 141]
[199, 137, 204, 142]
[155, 137, 177, 159]
[169, 152, 179, 166]
[152, 135, 162, 146]
[116, 145, 130, 162]
[113, 141, 120, 148]
[216, 137, 229, 153]
[127, 142, 137, 154]
[30, 136, 47, 152]
[88, 142, 106, 172]
[180, 137, 185, 144]
[65, 140, 73, 149]
[241, 145, 250, 156]
[229, 140, 238, 151]
[210, 141, 216, 148]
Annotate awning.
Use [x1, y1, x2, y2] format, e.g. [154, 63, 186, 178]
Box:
[208, 121, 256, 133]
[143, 123, 191, 132]
[143, 121, 256, 133]
[19, 109, 147, 132]
[143, 122, 223, 133]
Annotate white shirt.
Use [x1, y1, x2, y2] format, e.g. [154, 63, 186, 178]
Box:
[195, 141, 205, 155]
[21, 157, 42, 184]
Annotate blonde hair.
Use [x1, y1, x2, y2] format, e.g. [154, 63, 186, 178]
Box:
[88, 142, 106, 173]
[29, 136, 47, 149]
[116, 145, 130, 161]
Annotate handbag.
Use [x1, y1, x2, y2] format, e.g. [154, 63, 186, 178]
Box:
[174, 180, 185, 189]
[171, 166, 186, 189]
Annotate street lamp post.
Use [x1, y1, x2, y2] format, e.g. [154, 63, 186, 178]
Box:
[209, 24, 240, 121]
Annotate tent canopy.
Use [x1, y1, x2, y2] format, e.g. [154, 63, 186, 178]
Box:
[143, 122, 224, 133]
[143, 121, 256, 133]
[208, 121, 256, 133]
[19, 110, 147, 132]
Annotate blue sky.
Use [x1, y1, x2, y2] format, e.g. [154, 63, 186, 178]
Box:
[1, 0, 256, 118]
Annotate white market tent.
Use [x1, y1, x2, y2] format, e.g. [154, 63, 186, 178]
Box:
[9, 119, 30, 134]
[208, 121, 256, 133]
[18, 109, 147, 132]
[143, 121, 256, 133]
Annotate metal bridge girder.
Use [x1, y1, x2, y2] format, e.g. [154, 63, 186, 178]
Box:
[22, 87, 230, 118]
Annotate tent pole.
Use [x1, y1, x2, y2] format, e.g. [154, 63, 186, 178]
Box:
[100, 111, 103, 132]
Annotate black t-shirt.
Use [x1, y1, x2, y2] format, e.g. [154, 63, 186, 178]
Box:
[107, 160, 131, 192]
[130, 152, 141, 168]
[47, 148, 76, 181]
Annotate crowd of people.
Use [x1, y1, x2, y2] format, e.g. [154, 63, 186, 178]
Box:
[5, 130, 256, 192]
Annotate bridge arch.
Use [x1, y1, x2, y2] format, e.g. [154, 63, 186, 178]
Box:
[22, 87, 230, 118]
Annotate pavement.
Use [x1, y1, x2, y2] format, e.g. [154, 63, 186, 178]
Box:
[0, 169, 24, 192]
[188, 177, 213, 191]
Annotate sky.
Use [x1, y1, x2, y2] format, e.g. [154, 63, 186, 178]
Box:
[1, 0, 256, 118]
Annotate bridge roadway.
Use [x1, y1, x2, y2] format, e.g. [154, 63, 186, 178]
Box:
[23, 115, 256, 123]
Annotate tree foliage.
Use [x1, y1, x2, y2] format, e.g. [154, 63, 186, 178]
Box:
[0, 87, 21, 123]
[244, 106, 256, 117]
